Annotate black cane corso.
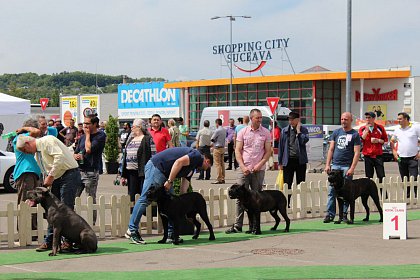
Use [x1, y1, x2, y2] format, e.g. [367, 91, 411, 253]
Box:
[29, 187, 98, 256]
[146, 186, 216, 245]
[228, 183, 290, 234]
[328, 169, 383, 224]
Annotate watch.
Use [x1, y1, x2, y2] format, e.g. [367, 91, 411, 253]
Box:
[166, 179, 173, 184]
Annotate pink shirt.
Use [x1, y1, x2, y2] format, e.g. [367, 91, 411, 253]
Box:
[236, 125, 271, 170]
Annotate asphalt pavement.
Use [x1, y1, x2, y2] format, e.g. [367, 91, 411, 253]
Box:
[2, 160, 419, 275]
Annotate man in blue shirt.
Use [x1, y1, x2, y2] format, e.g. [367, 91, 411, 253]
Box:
[38, 116, 57, 137]
[324, 112, 361, 223]
[126, 147, 213, 244]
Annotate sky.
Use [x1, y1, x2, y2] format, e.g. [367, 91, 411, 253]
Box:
[0, 0, 419, 82]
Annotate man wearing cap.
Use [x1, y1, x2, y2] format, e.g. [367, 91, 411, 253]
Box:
[278, 112, 309, 207]
[359, 112, 388, 183]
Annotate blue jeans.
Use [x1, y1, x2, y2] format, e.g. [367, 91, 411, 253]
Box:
[44, 168, 81, 244]
[128, 161, 168, 233]
[326, 164, 350, 219]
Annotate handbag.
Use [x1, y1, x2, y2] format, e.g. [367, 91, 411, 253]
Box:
[276, 169, 284, 191]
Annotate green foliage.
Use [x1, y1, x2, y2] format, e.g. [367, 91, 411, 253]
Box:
[0, 72, 165, 106]
[172, 178, 193, 195]
[104, 115, 119, 163]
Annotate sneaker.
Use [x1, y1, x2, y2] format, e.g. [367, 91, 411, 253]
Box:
[323, 215, 334, 223]
[167, 236, 184, 244]
[36, 242, 52, 252]
[125, 229, 132, 239]
[129, 233, 146, 245]
[225, 226, 242, 234]
[60, 241, 73, 252]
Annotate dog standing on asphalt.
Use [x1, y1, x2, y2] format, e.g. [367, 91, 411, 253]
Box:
[146, 186, 216, 245]
[228, 183, 290, 234]
[29, 187, 98, 256]
[328, 170, 383, 224]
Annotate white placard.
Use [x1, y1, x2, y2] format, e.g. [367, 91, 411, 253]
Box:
[383, 203, 407, 240]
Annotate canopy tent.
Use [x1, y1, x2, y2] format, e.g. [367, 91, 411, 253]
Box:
[0, 92, 30, 115]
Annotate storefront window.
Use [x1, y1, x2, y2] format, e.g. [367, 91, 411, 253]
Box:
[186, 79, 344, 130]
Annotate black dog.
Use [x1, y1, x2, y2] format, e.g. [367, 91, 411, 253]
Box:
[29, 187, 98, 256]
[328, 170, 383, 224]
[228, 183, 290, 234]
[146, 186, 216, 245]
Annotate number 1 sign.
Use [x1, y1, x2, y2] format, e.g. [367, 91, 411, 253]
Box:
[383, 203, 407, 240]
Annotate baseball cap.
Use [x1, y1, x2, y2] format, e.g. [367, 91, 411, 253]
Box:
[365, 112, 376, 118]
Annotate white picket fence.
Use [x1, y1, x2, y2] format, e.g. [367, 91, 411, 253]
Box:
[0, 176, 419, 248]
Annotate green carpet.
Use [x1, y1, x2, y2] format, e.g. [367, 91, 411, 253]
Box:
[1, 264, 420, 279]
[2, 211, 420, 267]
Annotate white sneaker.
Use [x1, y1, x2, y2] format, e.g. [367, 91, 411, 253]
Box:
[125, 229, 132, 239]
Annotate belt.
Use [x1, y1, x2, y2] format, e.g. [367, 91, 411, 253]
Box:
[57, 167, 79, 179]
[214, 146, 224, 149]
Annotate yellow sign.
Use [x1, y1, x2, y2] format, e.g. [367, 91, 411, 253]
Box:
[80, 95, 100, 118]
[367, 104, 387, 121]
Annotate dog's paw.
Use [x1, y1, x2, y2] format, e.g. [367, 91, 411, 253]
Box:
[253, 231, 262, 235]
[362, 218, 369, 222]
[48, 252, 57, 257]
[192, 235, 199, 240]
[379, 218, 383, 223]
[209, 235, 216, 241]
[346, 220, 354, 224]
[158, 239, 167, 244]
[245, 230, 252, 234]
[283, 229, 289, 232]
[270, 227, 277, 231]
[334, 220, 341, 224]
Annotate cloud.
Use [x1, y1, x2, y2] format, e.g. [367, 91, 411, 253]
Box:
[0, 0, 419, 80]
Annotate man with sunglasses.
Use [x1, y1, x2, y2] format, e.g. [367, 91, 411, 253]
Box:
[74, 114, 106, 228]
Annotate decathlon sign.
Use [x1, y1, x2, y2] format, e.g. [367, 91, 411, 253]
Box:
[118, 82, 180, 119]
[212, 38, 289, 72]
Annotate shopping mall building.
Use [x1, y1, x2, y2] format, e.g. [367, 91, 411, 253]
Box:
[165, 66, 417, 131]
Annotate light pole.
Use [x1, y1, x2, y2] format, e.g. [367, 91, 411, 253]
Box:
[211, 15, 251, 106]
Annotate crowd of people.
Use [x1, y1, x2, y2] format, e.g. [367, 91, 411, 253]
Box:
[8, 108, 420, 248]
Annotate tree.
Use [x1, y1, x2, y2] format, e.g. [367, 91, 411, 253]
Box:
[104, 115, 119, 163]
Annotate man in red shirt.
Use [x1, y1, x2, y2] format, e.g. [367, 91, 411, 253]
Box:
[359, 111, 388, 182]
[149, 114, 173, 153]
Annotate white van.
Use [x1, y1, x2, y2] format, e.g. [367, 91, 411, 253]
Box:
[199, 106, 291, 131]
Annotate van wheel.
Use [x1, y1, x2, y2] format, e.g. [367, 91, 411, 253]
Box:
[3, 167, 16, 193]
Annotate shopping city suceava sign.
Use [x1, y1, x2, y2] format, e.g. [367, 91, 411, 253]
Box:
[212, 38, 289, 72]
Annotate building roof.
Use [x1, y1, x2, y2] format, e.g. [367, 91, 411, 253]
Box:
[301, 65, 331, 73]
[165, 67, 411, 88]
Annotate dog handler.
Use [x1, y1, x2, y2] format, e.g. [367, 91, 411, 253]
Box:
[226, 108, 272, 234]
[359, 111, 388, 183]
[126, 147, 213, 244]
[16, 135, 81, 251]
[324, 112, 361, 223]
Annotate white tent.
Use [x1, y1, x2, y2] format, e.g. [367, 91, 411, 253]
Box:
[0, 92, 30, 115]
[0, 93, 31, 150]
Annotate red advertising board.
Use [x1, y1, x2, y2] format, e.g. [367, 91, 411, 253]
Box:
[218, 110, 230, 126]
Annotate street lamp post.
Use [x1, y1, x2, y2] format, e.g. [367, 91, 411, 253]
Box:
[211, 15, 251, 106]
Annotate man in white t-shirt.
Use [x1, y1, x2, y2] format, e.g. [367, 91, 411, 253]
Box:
[390, 112, 420, 189]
